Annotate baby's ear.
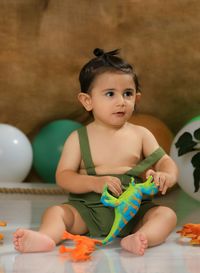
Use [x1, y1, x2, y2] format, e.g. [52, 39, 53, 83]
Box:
[136, 92, 141, 103]
[77, 92, 93, 111]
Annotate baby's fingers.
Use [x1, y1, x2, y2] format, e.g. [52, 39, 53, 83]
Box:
[150, 172, 160, 187]
[157, 176, 168, 194]
[108, 185, 121, 197]
[107, 179, 122, 197]
[160, 183, 168, 195]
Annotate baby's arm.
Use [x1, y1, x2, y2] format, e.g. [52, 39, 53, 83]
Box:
[140, 127, 178, 194]
[56, 131, 122, 196]
[146, 156, 178, 195]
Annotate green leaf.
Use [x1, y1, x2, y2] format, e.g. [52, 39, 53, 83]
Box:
[193, 168, 200, 192]
[175, 132, 197, 156]
[191, 152, 200, 168]
[194, 128, 200, 141]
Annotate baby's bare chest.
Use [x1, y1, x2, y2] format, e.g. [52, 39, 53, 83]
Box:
[89, 135, 142, 166]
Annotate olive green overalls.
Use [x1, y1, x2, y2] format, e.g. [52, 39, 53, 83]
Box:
[67, 126, 165, 237]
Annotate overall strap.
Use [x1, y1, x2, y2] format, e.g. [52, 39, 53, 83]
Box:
[77, 126, 97, 175]
[126, 147, 166, 177]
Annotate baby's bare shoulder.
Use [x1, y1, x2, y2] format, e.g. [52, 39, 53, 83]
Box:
[63, 130, 80, 149]
[127, 122, 151, 135]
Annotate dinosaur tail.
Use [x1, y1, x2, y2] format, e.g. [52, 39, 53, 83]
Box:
[101, 213, 125, 245]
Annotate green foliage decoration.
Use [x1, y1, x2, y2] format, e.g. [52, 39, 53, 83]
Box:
[175, 128, 200, 192]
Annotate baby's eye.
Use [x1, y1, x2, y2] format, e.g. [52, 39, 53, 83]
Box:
[105, 91, 114, 97]
[123, 91, 133, 97]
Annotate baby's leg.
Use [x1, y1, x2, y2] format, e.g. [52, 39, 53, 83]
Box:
[13, 204, 88, 253]
[120, 206, 177, 255]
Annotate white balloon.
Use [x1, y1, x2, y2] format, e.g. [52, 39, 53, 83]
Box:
[170, 119, 200, 202]
[0, 124, 33, 182]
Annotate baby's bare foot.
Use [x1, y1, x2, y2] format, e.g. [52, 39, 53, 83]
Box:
[120, 232, 148, 255]
[13, 229, 55, 253]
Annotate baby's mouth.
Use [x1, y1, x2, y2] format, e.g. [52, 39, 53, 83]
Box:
[113, 111, 125, 117]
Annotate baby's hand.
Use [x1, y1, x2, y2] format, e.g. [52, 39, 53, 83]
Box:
[95, 176, 122, 197]
[146, 169, 173, 195]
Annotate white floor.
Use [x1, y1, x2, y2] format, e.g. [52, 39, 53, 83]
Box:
[0, 184, 199, 273]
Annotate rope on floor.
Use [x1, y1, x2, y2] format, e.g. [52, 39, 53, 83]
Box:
[0, 187, 67, 195]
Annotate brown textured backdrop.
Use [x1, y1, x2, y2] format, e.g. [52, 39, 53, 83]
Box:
[0, 0, 199, 181]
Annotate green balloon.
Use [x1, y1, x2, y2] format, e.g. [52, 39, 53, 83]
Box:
[187, 115, 200, 124]
[32, 119, 82, 183]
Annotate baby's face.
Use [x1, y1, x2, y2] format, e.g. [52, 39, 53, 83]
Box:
[89, 71, 137, 128]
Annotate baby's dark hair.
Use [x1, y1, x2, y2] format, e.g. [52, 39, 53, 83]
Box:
[79, 48, 140, 93]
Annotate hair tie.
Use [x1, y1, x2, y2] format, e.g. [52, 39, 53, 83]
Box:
[93, 48, 104, 57]
[106, 49, 120, 56]
[93, 48, 120, 58]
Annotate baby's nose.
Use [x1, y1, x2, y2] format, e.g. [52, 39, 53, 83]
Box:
[116, 94, 125, 105]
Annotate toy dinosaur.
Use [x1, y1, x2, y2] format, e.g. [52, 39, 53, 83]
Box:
[0, 221, 7, 242]
[59, 176, 158, 261]
[100, 175, 158, 245]
[177, 223, 200, 245]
